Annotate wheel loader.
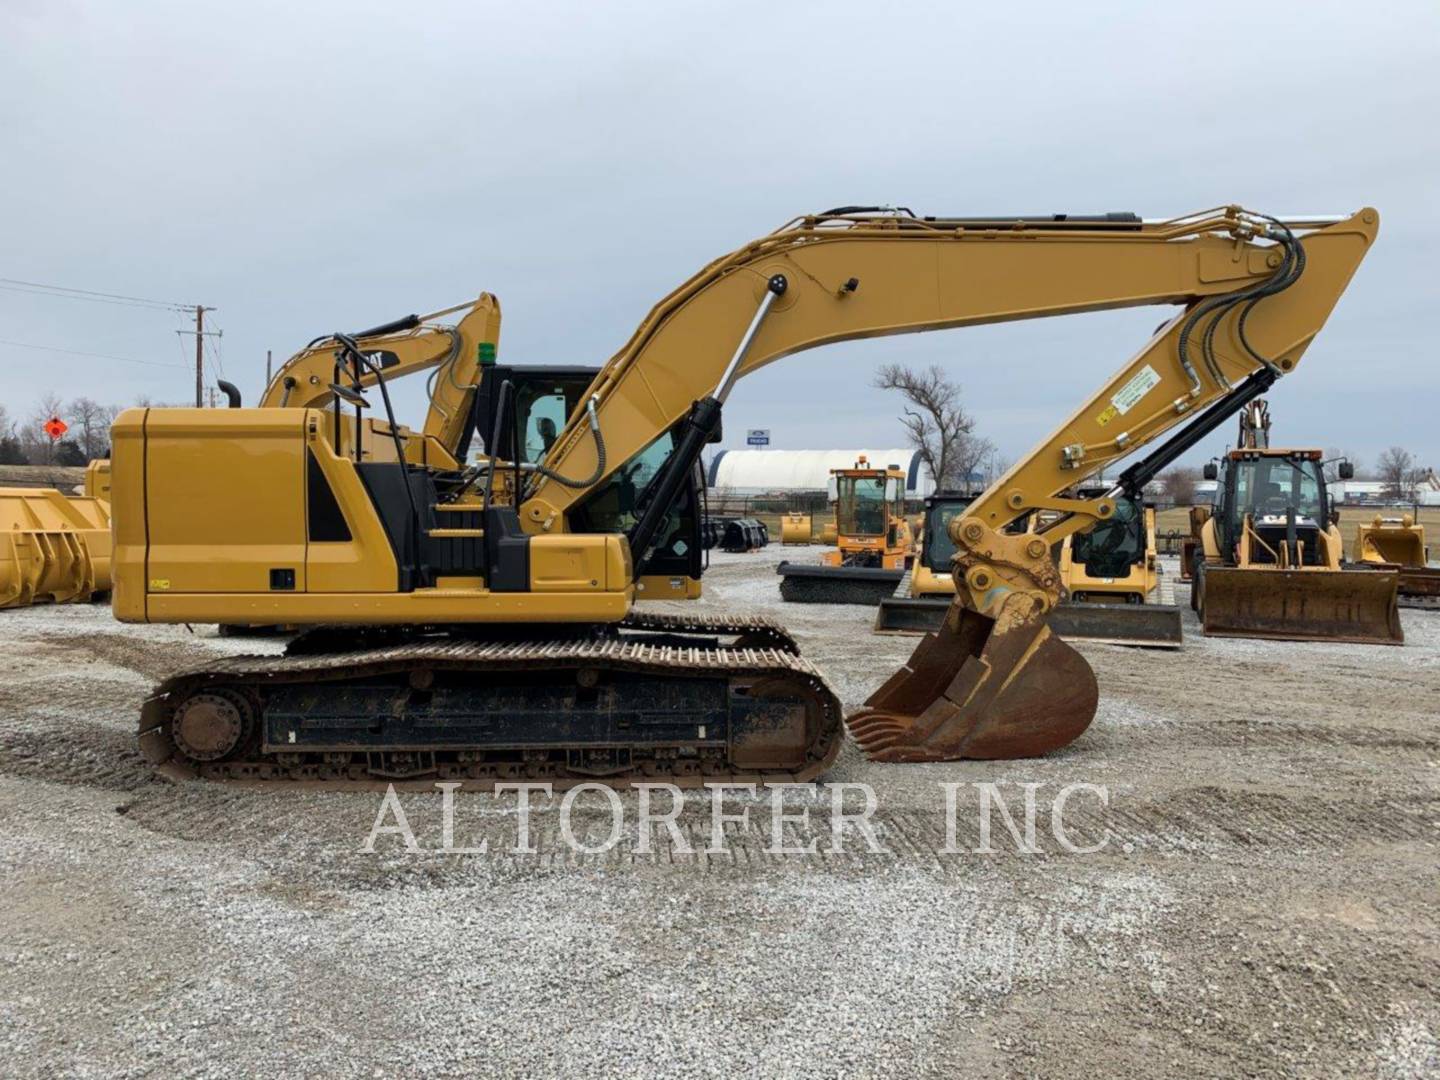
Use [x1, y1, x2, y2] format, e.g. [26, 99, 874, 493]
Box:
[875, 489, 1183, 646]
[776, 458, 914, 604]
[1190, 443, 1402, 643]
[1352, 513, 1440, 608]
[109, 204, 1378, 786]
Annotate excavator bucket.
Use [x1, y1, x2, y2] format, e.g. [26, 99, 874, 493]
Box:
[848, 600, 1098, 761]
[777, 562, 905, 605]
[875, 594, 1183, 647]
[1199, 566, 1403, 644]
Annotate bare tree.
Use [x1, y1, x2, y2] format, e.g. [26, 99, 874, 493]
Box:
[1160, 466, 1199, 506]
[1376, 446, 1417, 502]
[874, 363, 993, 490]
[20, 393, 65, 465]
[68, 397, 117, 460]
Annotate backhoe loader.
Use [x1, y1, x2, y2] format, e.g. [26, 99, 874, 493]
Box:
[776, 458, 914, 604]
[1190, 402, 1402, 642]
[110, 204, 1377, 786]
[875, 490, 1183, 646]
[1352, 514, 1439, 608]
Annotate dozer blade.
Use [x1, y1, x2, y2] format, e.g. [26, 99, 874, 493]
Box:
[1047, 603, 1183, 648]
[777, 562, 904, 606]
[848, 602, 1098, 762]
[1200, 567, 1403, 644]
[1357, 562, 1440, 608]
[875, 595, 1183, 647]
[874, 596, 952, 633]
[1396, 566, 1440, 608]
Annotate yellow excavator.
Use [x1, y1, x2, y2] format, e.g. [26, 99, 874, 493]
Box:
[776, 457, 915, 604]
[109, 205, 1377, 786]
[1189, 400, 1402, 642]
[1352, 514, 1440, 608]
[875, 488, 1183, 646]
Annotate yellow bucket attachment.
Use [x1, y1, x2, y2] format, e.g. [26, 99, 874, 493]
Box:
[1199, 566, 1402, 644]
[1355, 521, 1426, 568]
[0, 488, 112, 609]
[848, 597, 1098, 761]
[780, 512, 813, 544]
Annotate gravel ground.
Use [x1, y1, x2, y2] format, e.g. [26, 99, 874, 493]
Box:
[1, 552, 1437, 1078]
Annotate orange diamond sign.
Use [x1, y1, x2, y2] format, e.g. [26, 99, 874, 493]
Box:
[43, 416, 68, 441]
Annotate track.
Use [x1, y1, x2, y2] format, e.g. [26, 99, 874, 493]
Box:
[137, 613, 840, 790]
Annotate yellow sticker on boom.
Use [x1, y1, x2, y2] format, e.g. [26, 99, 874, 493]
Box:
[149, 578, 171, 590]
[1096, 405, 1119, 427]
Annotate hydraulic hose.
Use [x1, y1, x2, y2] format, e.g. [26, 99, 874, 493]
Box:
[526, 396, 607, 490]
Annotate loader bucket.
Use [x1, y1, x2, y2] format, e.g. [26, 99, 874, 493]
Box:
[1199, 566, 1402, 644]
[0, 488, 112, 610]
[848, 599, 1098, 761]
[777, 562, 904, 605]
[875, 594, 1183, 648]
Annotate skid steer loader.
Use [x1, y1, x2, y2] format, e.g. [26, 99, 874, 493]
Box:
[876, 490, 1183, 646]
[776, 458, 913, 604]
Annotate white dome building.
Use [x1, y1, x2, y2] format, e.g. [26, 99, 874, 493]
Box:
[705, 449, 934, 498]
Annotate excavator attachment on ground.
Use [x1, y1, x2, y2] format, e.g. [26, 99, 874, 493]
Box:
[1352, 514, 1440, 608]
[113, 204, 1378, 784]
[778, 458, 912, 604]
[1191, 408, 1402, 644]
[0, 461, 112, 610]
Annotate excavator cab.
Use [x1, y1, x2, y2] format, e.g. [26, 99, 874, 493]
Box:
[473, 365, 705, 599]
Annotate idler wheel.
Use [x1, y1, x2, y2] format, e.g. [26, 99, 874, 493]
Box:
[171, 690, 251, 762]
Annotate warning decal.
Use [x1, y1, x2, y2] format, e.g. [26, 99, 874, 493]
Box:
[1108, 364, 1161, 417]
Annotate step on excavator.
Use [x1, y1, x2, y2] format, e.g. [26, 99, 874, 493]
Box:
[1189, 400, 1402, 643]
[110, 205, 1377, 786]
[776, 457, 914, 605]
[874, 489, 1184, 646]
[1352, 513, 1440, 608]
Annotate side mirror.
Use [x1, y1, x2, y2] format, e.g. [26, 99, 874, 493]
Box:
[1338, 461, 1354, 480]
[1202, 462, 1218, 481]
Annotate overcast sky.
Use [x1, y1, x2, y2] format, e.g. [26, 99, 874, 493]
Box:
[3, 1, 1436, 473]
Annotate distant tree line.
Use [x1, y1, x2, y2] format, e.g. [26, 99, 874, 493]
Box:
[0, 394, 167, 467]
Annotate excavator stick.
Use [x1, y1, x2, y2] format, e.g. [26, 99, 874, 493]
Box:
[848, 603, 1099, 761]
[1198, 566, 1403, 644]
[777, 562, 904, 605]
[874, 594, 1183, 647]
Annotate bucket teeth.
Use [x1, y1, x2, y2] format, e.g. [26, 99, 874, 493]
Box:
[846, 606, 1099, 762]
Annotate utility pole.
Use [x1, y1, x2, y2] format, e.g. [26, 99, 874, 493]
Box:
[176, 305, 218, 406]
[194, 305, 206, 406]
[265, 349, 272, 388]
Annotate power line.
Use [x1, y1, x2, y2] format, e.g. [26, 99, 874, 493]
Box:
[0, 337, 187, 369]
[0, 277, 194, 313]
